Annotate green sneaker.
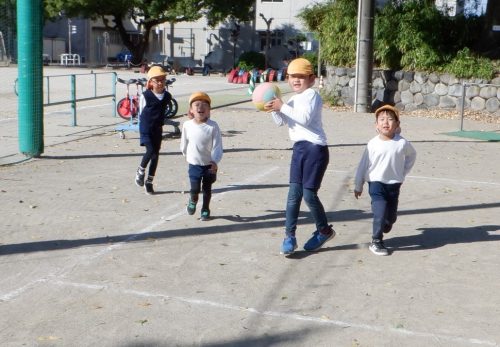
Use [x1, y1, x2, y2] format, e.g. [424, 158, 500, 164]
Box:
[187, 200, 197, 215]
[200, 209, 210, 221]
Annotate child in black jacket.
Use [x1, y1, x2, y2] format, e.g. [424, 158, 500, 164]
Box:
[135, 66, 172, 195]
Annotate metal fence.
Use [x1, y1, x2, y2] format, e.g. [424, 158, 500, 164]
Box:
[15, 71, 117, 126]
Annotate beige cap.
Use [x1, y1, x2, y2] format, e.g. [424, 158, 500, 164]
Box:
[189, 92, 211, 106]
[147, 66, 167, 81]
[375, 104, 400, 121]
[287, 58, 314, 75]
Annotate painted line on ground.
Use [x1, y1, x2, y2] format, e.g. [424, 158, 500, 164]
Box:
[408, 174, 500, 186]
[330, 170, 500, 187]
[0, 166, 281, 302]
[52, 279, 498, 347]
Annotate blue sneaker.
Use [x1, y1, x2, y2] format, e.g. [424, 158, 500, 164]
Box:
[303, 225, 335, 251]
[281, 236, 298, 255]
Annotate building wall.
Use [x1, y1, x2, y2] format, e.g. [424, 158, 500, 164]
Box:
[42, 2, 323, 68]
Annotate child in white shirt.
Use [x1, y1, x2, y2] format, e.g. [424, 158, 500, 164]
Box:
[180, 92, 223, 221]
[354, 105, 417, 256]
[265, 58, 335, 255]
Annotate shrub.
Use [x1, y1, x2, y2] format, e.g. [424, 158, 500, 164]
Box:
[299, 0, 357, 67]
[444, 48, 495, 79]
[237, 51, 265, 71]
[299, 0, 495, 79]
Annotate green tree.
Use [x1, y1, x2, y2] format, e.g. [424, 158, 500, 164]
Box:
[298, 0, 357, 67]
[44, 0, 255, 64]
[298, 0, 495, 78]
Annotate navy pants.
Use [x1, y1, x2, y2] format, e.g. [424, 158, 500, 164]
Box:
[368, 181, 401, 241]
[285, 141, 329, 237]
[188, 164, 217, 211]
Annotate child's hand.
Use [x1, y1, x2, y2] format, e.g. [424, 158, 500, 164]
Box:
[209, 161, 218, 173]
[264, 97, 283, 112]
[354, 190, 362, 199]
[187, 110, 194, 119]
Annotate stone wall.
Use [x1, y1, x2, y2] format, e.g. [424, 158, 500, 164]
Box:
[324, 66, 500, 115]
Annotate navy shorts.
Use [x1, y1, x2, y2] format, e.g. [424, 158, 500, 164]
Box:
[188, 164, 217, 185]
[289, 141, 329, 190]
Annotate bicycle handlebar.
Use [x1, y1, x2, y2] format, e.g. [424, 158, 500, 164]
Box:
[117, 77, 138, 85]
[116, 77, 176, 87]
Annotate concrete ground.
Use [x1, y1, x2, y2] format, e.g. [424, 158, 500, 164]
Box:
[1, 66, 500, 347]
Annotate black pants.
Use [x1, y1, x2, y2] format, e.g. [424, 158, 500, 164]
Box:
[140, 142, 161, 177]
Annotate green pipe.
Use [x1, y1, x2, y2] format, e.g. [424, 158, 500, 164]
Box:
[17, 0, 44, 157]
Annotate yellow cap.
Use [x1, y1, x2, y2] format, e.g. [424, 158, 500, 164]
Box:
[375, 104, 400, 121]
[287, 58, 314, 75]
[189, 92, 211, 106]
[147, 66, 167, 80]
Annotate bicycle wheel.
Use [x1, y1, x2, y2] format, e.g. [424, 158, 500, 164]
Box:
[164, 98, 178, 119]
[117, 98, 132, 120]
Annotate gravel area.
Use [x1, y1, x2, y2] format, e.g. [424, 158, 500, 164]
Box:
[329, 105, 500, 124]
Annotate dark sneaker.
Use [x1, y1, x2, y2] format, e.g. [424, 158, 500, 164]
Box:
[281, 236, 298, 255]
[187, 200, 197, 215]
[200, 209, 210, 221]
[369, 240, 389, 256]
[145, 181, 154, 195]
[303, 225, 335, 251]
[135, 171, 145, 187]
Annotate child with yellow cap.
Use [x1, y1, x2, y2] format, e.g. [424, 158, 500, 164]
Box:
[264, 57, 335, 255]
[180, 92, 223, 221]
[354, 104, 417, 256]
[134, 66, 172, 194]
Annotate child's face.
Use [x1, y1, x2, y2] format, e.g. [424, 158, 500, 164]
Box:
[288, 73, 315, 93]
[375, 111, 400, 139]
[189, 100, 210, 123]
[150, 76, 166, 93]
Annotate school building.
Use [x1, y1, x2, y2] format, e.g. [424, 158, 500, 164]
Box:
[39, 0, 323, 71]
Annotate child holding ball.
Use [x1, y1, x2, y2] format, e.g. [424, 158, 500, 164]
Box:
[264, 57, 335, 255]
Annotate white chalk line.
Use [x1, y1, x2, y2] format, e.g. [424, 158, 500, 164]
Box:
[0, 166, 281, 302]
[408, 175, 500, 186]
[51, 279, 498, 347]
[329, 169, 500, 187]
[3, 165, 498, 344]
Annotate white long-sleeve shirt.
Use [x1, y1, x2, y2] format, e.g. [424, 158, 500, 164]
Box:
[180, 118, 223, 165]
[271, 88, 327, 145]
[354, 134, 417, 193]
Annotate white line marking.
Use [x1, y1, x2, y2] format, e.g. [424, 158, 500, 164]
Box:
[331, 170, 500, 187]
[408, 175, 500, 186]
[53, 279, 498, 347]
[0, 166, 281, 302]
[0, 279, 47, 302]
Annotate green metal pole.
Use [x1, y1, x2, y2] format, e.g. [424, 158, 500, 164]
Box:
[17, 0, 44, 157]
[71, 74, 77, 126]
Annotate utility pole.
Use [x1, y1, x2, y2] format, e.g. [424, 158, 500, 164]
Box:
[68, 18, 72, 55]
[230, 22, 240, 68]
[354, 0, 375, 113]
[259, 13, 273, 69]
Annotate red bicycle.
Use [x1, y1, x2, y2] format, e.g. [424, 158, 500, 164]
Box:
[116, 77, 144, 120]
[116, 77, 178, 121]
